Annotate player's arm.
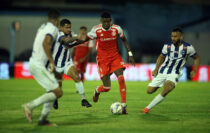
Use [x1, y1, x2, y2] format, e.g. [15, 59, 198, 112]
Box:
[190, 53, 200, 78]
[43, 35, 55, 73]
[60, 36, 78, 44]
[152, 54, 166, 76]
[121, 37, 135, 66]
[62, 37, 90, 49]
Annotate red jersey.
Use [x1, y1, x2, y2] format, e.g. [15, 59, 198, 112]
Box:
[87, 24, 124, 59]
[74, 41, 93, 61]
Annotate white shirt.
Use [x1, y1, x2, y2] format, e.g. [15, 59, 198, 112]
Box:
[159, 41, 197, 75]
[52, 31, 77, 68]
[30, 22, 58, 66]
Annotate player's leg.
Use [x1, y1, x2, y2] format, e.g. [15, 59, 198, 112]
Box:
[161, 80, 175, 97]
[66, 65, 92, 107]
[93, 74, 111, 102]
[53, 81, 62, 110]
[114, 68, 127, 114]
[38, 101, 56, 126]
[143, 74, 165, 114]
[52, 69, 63, 110]
[147, 86, 159, 94]
[22, 63, 62, 124]
[80, 60, 88, 82]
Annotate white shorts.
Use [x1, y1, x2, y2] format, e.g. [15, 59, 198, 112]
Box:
[56, 60, 74, 75]
[29, 60, 59, 92]
[149, 73, 181, 87]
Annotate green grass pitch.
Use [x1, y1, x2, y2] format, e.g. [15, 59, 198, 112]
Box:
[0, 79, 210, 133]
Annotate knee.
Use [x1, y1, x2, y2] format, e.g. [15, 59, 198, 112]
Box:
[147, 87, 156, 94]
[53, 87, 63, 98]
[147, 89, 153, 94]
[165, 81, 175, 89]
[57, 91, 63, 98]
[72, 74, 81, 82]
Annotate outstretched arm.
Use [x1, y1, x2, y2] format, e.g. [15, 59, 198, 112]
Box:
[190, 54, 200, 78]
[69, 38, 90, 48]
[152, 54, 166, 76]
[121, 37, 135, 66]
[60, 36, 78, 44]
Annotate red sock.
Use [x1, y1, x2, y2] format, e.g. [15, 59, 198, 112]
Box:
[118, 75, 126, 103]
[97, 85, 110, 92]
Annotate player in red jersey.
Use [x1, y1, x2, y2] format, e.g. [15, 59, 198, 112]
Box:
[87, 12, 135, 114]
[72, 26, 94, 82]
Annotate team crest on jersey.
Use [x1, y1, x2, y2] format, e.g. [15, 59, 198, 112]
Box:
[181, 46, 187, 55]
[111, 29, 116, 32]
[120, 61, 125, 66]
[100, 33, 104, 37]
[97, 30, 102, 33]
[112, 31, 116, 36]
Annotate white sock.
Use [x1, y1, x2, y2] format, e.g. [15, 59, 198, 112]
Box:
[146, 94, 164, 110]
[39, 101, 54, 121]
[75, 81, 86, 100]
[122, 103, 126, 107]
[27, 92, 56, 110]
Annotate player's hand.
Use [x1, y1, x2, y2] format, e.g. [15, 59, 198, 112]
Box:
[152, 69, 158, 77]
[129, 56, 135, 66]
[190, 70, 196, 79]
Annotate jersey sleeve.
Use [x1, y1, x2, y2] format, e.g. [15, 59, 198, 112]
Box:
[87, 27, 97, 40]
[161, 44, 168, 56]
[188, 45, 197, 57]
[88, 39, 95, 48]
[57, 32, 65, 42]
[46, 26, 58, 41]
[117, 26, 124, 38]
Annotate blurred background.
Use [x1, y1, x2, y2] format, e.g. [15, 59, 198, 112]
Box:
[0, 0, 210, 81]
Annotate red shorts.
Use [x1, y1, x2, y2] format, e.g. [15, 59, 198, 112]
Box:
[97, 54, 126, 78]
[74, 59, 88, 73]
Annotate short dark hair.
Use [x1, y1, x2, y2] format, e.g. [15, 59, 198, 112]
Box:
[48, 9, 60, 20]
[101, 11, 111, 18]
[60, 19, 71, 26]
[172, 27, 182, 33]
[80, 26, 87, 30]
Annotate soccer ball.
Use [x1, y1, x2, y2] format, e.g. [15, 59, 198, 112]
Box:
[110, 102, 123, 115]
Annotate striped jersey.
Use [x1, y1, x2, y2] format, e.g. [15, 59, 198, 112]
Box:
[30, 22, 58, 66]
[52, 31, 77, 68]
[159, 41, 197, 75]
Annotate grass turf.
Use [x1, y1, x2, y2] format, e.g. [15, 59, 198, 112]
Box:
[0, 79, 209, 133]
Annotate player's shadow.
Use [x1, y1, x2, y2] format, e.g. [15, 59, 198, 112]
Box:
[141, 113, 179, 122]
[57, 113, 113, 126]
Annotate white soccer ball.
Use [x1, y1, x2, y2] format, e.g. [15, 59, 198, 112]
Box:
[110, 102, 123, 115]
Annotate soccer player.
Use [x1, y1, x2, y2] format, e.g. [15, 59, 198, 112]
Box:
[87, 12, 135, 114]
[72, 26, 94, 82]
[51, 19, 92, 108]
[21, 9, 61, 126]
[143, 27, 200, 114]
